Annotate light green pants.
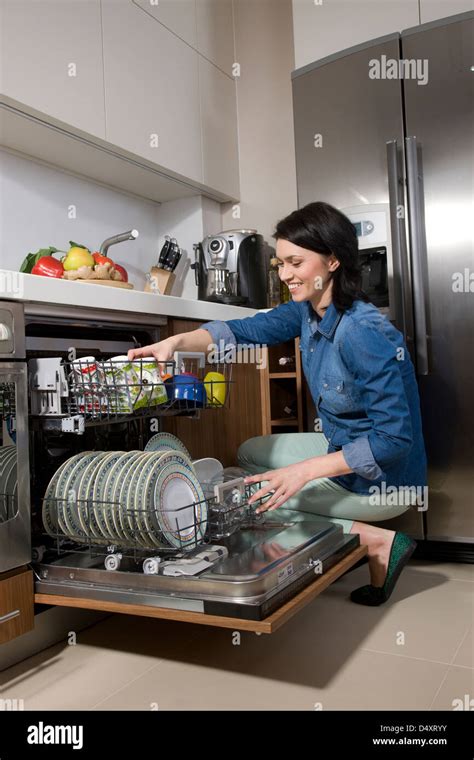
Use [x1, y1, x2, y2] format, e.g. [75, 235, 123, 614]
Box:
[237, 433, 410, 534]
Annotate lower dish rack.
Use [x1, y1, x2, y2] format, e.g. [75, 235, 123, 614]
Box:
[37, 475, 261, 575]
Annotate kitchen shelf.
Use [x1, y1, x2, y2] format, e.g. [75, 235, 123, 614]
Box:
[259, 338, 304, 435]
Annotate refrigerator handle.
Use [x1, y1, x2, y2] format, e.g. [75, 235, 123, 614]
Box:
[386, 139, 414, 351]
[405, 136, 430, 376]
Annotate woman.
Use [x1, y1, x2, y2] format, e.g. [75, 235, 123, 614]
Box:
[129, 202, 427, 606]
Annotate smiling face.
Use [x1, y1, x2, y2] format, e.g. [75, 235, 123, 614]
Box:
[275, 238, 340, 309]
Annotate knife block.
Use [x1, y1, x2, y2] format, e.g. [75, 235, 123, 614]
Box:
[144, 266, 176, 295]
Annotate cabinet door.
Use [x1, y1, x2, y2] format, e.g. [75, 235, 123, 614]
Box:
[0, 0, 105, 138]
[199, 57, 239, 198]
[132, 0, 197, 47]
[196, 0, 235, 75]
[292, 0, 419, 70]
[102, 0, 202, 183]
[419, 0, 474, 23]
[0, 568, 34, 645]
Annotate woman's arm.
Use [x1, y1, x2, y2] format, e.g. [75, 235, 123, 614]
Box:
[246, 450, 353, 512]
[128, 328, 214, 362]
[202, 299, 303, 351]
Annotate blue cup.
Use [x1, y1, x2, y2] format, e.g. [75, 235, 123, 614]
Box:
[165, 373, 206, 409]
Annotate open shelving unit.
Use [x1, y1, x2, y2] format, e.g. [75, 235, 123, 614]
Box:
[259, 338, 304, 435]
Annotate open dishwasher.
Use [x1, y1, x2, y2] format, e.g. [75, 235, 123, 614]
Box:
[1, 301, 365, 635]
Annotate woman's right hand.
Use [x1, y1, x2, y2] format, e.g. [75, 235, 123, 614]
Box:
[127, 336, 178, 364]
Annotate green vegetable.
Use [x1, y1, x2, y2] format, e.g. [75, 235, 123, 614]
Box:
[20, 247, 61, 274]
[69, 241, 90, 251]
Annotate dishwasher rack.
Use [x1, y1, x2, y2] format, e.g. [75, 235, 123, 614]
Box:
[36, 477, 265, 574]
[28, 352, 233, 433]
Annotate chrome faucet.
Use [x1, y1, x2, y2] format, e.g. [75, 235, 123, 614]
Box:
[99, 229, 139, 256]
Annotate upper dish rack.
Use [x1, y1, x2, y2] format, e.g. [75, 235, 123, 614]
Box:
[28, 351, 233, 434]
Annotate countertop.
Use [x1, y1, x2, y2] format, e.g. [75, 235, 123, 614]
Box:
[0, 270, 258, 322]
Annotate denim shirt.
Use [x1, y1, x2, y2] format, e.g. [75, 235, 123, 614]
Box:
[203, 299, 427, 495]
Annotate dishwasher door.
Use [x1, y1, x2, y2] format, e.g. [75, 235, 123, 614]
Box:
[0, 361, 31, 571]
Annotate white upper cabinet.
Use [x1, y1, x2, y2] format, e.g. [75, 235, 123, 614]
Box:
[0, 0, 105, 138]
[419, 0, 474, 23]
[292, 0, 419, 70]
[196, 0, 235, 75]
[199, 57, 239, 199]
[101, 0, 202, 183]
[132, 0, 197, 47]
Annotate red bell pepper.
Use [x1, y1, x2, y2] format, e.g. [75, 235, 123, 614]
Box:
[31, 256, 64, 278]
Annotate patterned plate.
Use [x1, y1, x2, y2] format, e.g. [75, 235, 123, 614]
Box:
[61, 452, 103, 540]
[115, 451, 152, 547]
[134, 450, 195, 549]
[76, 452, 110, 540]
[144, 432, 191, 458]
[135, 453, 205, 549]
[102, 451, 141, 542]
[42, 452, 93, 537]
[91, 451, 126, 541]
[151, 461, 207, 549]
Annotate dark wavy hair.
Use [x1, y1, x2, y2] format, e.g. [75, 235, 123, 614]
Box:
[273, 201, 369, 312]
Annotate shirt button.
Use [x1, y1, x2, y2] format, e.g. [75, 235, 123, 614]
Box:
[323, 382, 328, 388]
[307, 318, 311, 323]
[310, 348, 314, 352]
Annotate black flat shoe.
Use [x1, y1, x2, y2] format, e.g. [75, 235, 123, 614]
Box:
[350, 531, 417, 606]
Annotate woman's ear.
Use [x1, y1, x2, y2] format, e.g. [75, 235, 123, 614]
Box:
[328, 254, 340, 273]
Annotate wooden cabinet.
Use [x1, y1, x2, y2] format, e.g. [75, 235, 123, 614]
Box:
[133, 0, 197, 47]
[419, 0, 474, 23]
[101, 0, 202, 183]
[161, 321, 305, 465]
[199, 57, 240, 199]
[196, 0, 235, 75]
[0, 0, 106, 138]
[0, 566, 34, 645]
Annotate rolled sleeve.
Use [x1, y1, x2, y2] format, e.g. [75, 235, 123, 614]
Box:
[202, 320, 237, 350]
[342, 436, 383, 480]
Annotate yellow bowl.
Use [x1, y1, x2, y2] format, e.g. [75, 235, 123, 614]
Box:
[203, 371, 227, 406]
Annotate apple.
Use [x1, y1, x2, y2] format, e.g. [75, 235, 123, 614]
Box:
[114, 263, 128, 282]
[63, 246, 95, 271]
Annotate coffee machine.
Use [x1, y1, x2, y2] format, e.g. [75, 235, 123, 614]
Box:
[192, 230, 267, 309]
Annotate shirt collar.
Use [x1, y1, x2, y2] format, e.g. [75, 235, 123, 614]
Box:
[304, 301, 343, 339]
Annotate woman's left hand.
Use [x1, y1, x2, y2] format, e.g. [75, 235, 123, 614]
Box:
[245, 460, 314, 513]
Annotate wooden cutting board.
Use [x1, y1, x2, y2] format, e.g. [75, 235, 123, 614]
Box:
[73, 279, 134, 289]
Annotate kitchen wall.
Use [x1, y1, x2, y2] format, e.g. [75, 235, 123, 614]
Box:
[0, 149, 219, 297]
[0, 0, 298, 296]
[221, 0, 298, 246]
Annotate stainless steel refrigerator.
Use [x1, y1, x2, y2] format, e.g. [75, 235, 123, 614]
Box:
[292, 11, 473, 559]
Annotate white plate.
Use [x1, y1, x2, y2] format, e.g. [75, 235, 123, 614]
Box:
[150, 461, 207, 549]
[134, 450, 195, 549]
[144, 432, 191, 458]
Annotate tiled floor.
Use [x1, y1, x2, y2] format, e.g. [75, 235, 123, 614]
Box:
[0, 559, 472, 710]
